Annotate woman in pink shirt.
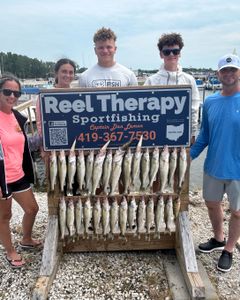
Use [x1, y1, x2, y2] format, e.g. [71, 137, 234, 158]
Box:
[0, 74, 41, 268]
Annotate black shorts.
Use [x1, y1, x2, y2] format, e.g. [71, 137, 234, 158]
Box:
[1, 176, 31, 199]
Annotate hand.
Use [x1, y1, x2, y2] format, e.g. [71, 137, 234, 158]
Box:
[190, 136, 196, 146]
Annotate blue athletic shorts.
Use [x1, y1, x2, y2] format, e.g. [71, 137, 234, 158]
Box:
[203, 173, 240, 211]
[1, 176, 31, 199]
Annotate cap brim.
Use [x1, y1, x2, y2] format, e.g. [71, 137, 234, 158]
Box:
[218, 64, 240, 71]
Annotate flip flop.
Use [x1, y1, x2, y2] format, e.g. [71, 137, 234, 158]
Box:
[4, 256, 26, 269]
[19, 241, 43, 250]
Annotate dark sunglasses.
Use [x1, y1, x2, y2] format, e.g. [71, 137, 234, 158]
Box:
[0, 89, 22, 98]
[162, 48, 181, 56]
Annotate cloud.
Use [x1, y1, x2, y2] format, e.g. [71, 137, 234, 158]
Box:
[1, 0, 240, 69]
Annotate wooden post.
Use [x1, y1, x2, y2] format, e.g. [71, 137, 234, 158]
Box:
[32, 215, 61, 300]
[176, 211, 205, 299]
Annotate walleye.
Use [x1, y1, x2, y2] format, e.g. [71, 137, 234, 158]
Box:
[141, 148, 150, 191]
[102, 149, 113, 195]
[58, 150, 67, 193]
[122, 148, 133, 194]
[119, 196, 128, 238]
[137, 196, 146, 237]
[159, 146, 169, 193]
[110, 140, 132, 195]
[83, 197, 92, 238]
[49, 150, 58, 191]
[146, 197, 155, 239]
[110, 149, 125, 195]
[67, 200, 75, 238]
[168, 147, 177, 193]
[178, 147, 187, 189]
[110, 198, 119, 235]
[102, 197, 110, 238]
[148, 147, 160, 189]
[67, 139, 77, 196]
[93, 198, 102, 237]
[75, 198, 83, 236]
[76, 150, 85, 194]
[131, 135, 143, 192]
[173, 197, 181, 220]
[59, 196, 67, 240]
[92, 140, 110, 195]
[165, 196, 176, 234]
[128, 196, 137, 231]
[155, 196, 166, 238]
[85, 150, 94, 194]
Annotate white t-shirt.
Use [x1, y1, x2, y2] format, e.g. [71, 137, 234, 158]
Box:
[79, 63, 138, 87]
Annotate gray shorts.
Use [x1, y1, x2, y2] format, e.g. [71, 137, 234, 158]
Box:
[203, 173, 240, 211]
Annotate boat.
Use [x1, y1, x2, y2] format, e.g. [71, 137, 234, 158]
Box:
[205, 77, 222, 90]
[195, 78, 205, 90]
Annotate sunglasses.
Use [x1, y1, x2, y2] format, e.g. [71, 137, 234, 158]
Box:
[162, 48, 181, 56]
[0, 89, 22, 98]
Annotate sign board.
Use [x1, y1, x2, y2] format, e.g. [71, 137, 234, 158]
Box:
[40, 86, 192, 150]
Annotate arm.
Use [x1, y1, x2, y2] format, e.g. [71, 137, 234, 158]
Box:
[190, 102, 209, 159]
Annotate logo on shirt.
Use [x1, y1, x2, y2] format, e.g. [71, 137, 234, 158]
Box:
[92, 79, 121, 87]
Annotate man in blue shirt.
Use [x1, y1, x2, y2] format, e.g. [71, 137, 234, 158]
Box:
[190, 53, 240, 272]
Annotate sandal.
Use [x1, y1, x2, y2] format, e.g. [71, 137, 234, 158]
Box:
[19, 241, 43, 250]
[4, 255, 26, 269]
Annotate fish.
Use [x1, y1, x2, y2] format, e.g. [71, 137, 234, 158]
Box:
[155, 196, 166, 238]
[85, 150, 94, 194]
[76, 150, 85, 193]
[58, 150, 67, 192]
[173, 197, 181, 220]
[110, 148, 125, 195]
[137, 196, 146, 237]
[92, 140, 110, 195]
[122, 148, 133, 194]
[83, 197, 92, 237]
[59, 195, 67, 240]
[102, 197, 110, 237]
[148, 147, 160, 189]
[93, 198, 102, 236]
[75, 198, 83, 236]
[128, 196, 137, 231]
[49, 150, 58, 191]
[110, 140, 132, 195]
[67, 139, 77, 196]
[110, 198, 119, 235]
[165, 196, 176, 234]
[168, 147, 177, 192]
[102, 149, 113, 195]
[159, 146, 169, 193]
[119, 196, 128, 237]
[146, 197, 155, 239]
[66, 200, 75, 237]
[131, 135, 143, 192]
[141, 148, 150, 191]
[178, 147, 187, 189]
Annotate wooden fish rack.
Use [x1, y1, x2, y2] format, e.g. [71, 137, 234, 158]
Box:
[32, 147, 207, 300]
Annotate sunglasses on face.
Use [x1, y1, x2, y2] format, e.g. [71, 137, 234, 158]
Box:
[0, 89, 22, 98]
[162, 48, 181, 56]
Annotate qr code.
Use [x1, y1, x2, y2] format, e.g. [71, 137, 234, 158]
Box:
[49, 128, 68, 146]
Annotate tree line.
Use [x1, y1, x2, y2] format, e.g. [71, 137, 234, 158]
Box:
[0, 52, 82, 79]
[0, 51, 214, 79]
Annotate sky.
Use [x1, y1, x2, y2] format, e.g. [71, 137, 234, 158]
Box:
[1, 0, 240, 71]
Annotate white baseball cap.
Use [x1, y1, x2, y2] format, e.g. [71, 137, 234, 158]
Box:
[218, 54, 240, 71]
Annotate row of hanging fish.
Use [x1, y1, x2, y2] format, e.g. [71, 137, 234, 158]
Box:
[59, 195, 180, 241]
[49, 136, 188, 196]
